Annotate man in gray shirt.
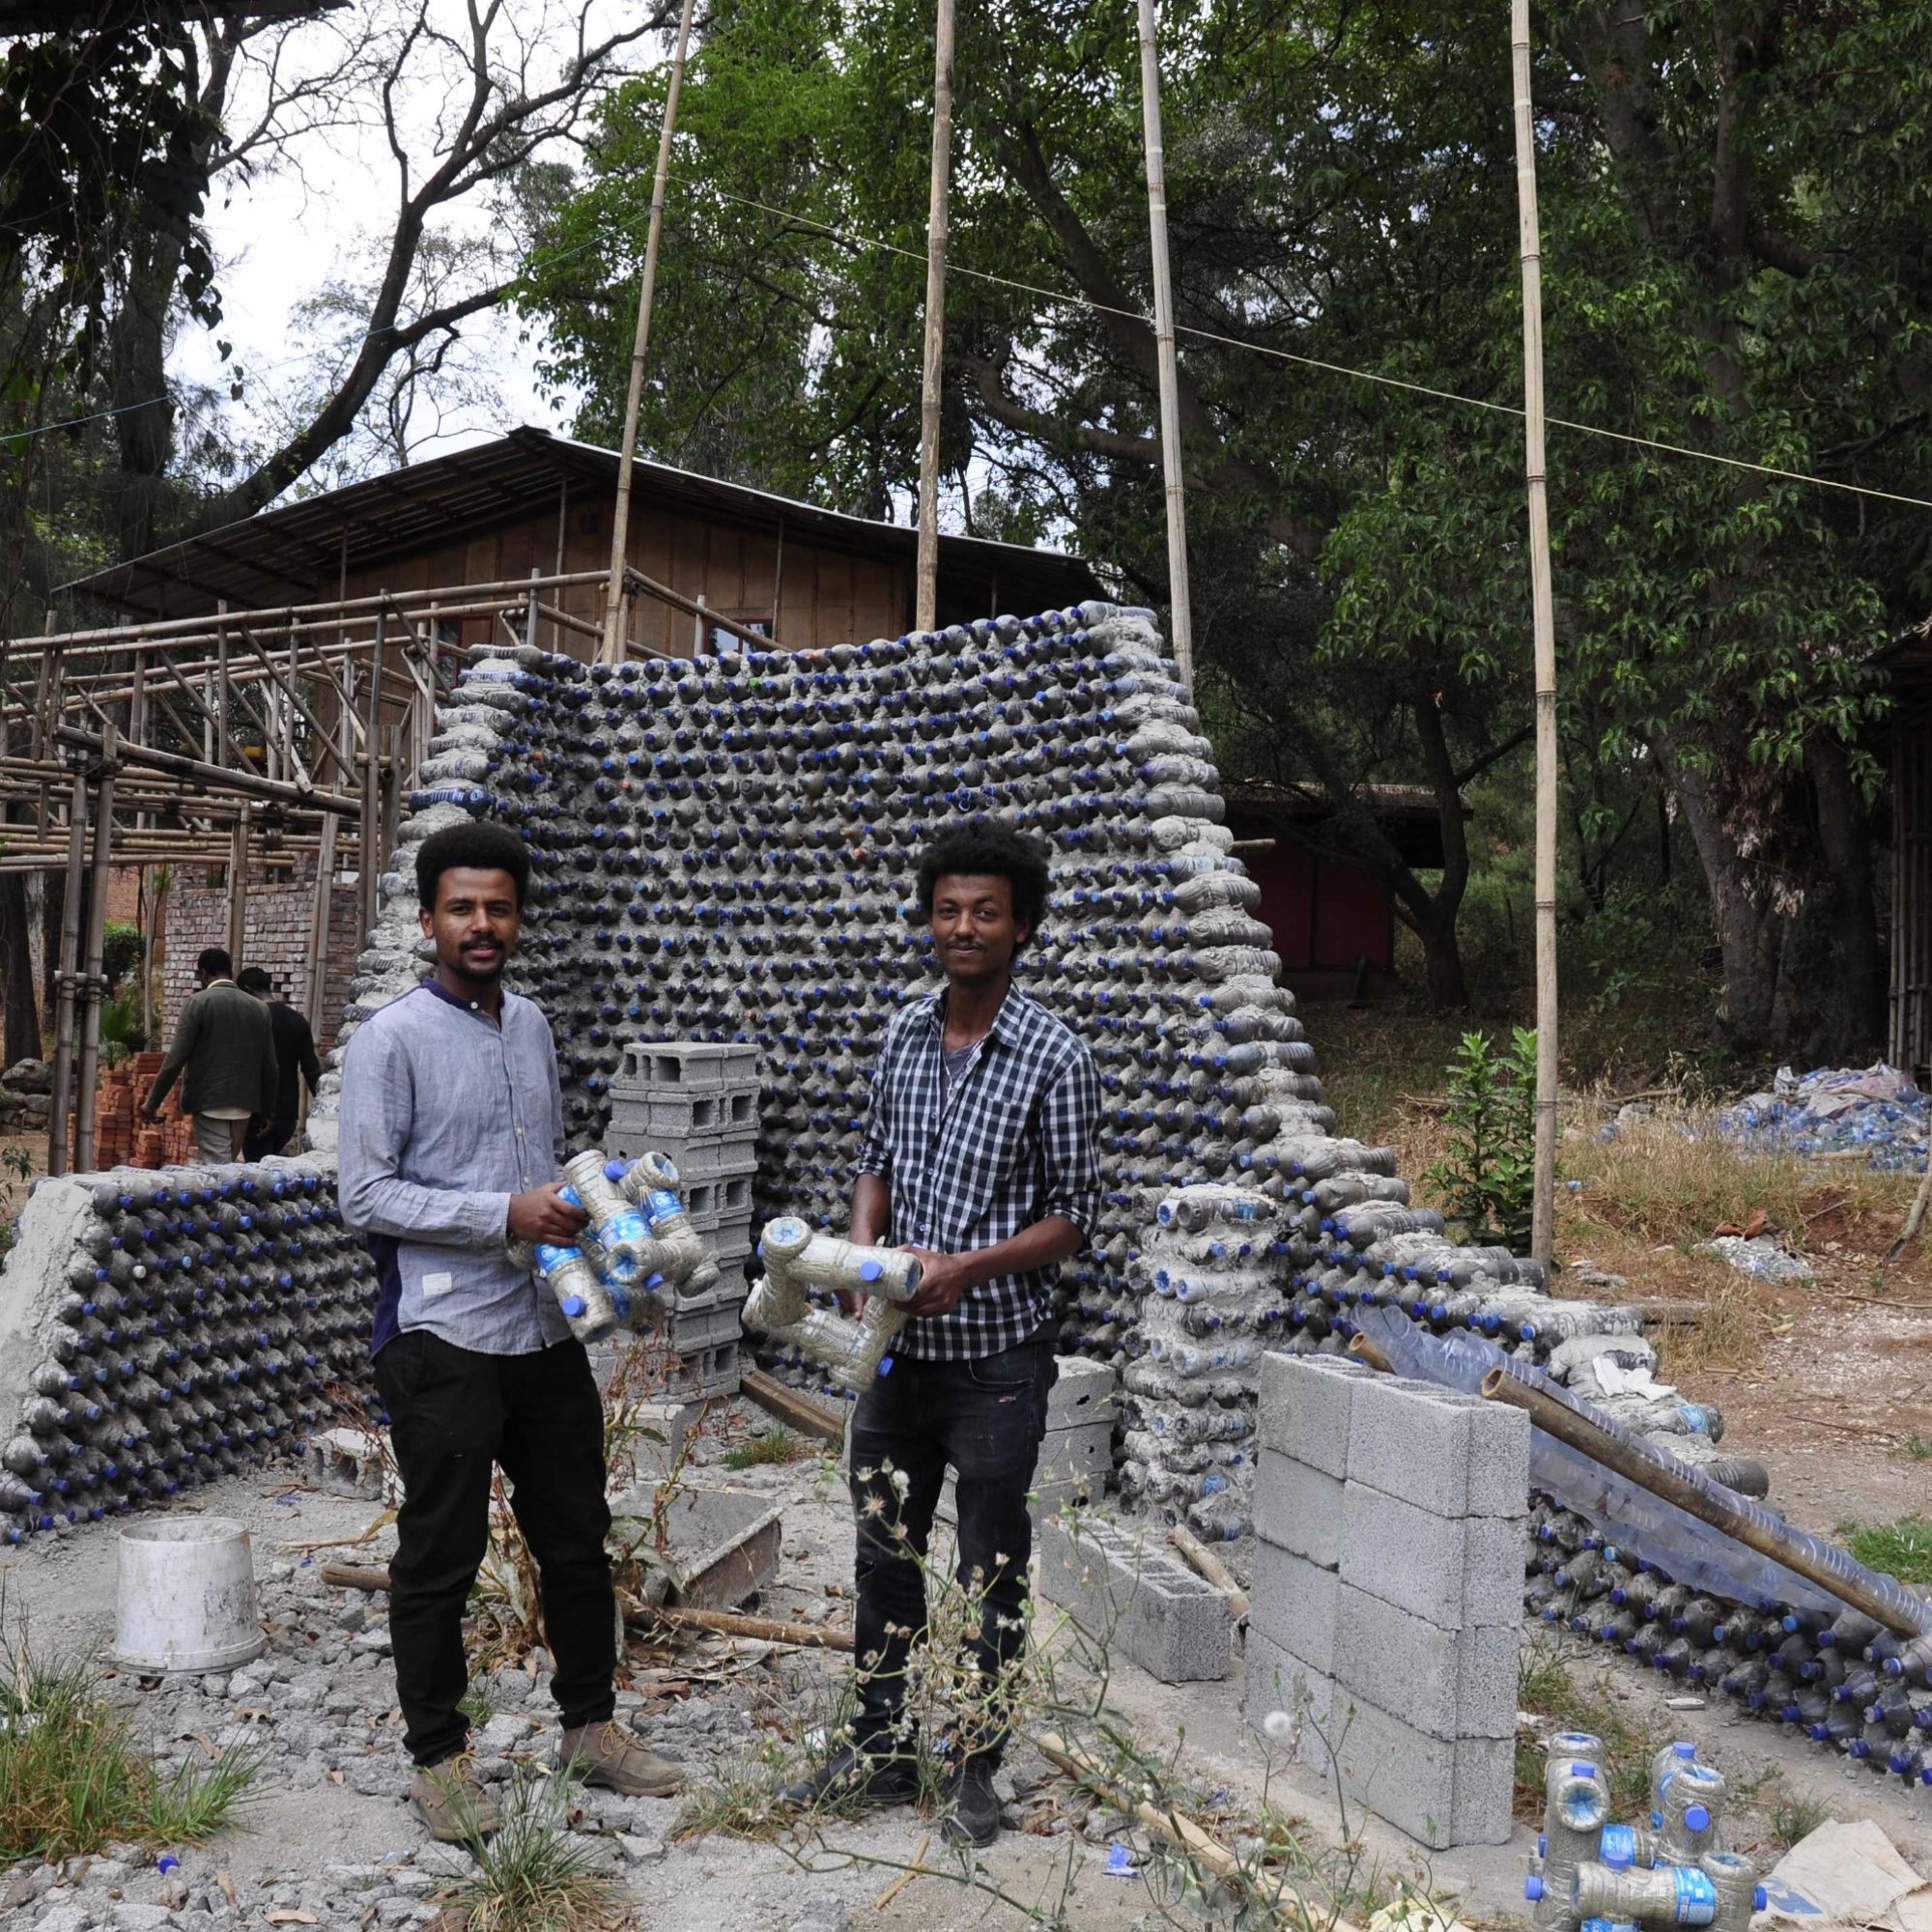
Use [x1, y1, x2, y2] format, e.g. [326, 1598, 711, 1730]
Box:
[338, 820, 683, 1844]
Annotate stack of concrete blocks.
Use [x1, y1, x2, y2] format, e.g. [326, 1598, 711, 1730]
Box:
[1037, 1508, 1232, 1683]
[937, 1353, 1119, 1528]
[605, 1039, 761, 1398]
[1244, 1353, 1529, 1850]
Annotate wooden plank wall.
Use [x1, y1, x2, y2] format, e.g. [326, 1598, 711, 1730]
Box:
[340, 494, 910, 657]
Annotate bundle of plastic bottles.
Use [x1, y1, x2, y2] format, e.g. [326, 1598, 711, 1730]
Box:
[0, 1162, 377, 1538]
[520, 1148, 719, 1344]
[739, 1216, 923, 1393]
[1524, 1731, 1763, 1932]
[1712, 1062, 1928, 1172]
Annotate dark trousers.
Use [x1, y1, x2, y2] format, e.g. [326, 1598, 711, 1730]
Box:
[242, 1116, 295, 1162]
[373, 1328, 616, 1767]
[847, 1333, 1055, 1763]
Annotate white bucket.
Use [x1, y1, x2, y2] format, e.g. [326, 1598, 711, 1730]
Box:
[107, 1518, 267, 1673]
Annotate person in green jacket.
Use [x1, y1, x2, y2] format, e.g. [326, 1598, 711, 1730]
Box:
[142, 947, 279, 1164]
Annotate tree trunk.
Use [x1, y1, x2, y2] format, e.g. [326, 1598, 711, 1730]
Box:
[1416, 905, 1472, 1008]
[1809, 736, 1885, 1061]
[1654, 734, 1786, 1050]
[0, 873, 38, 1065]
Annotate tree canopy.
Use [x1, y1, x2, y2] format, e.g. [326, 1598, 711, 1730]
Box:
[526, 0, 1932, 1055]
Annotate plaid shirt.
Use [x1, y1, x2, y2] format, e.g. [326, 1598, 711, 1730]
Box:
[856, 982, 1100, 1361]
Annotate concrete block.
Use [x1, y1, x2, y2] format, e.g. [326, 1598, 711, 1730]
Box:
[1048, 1354, 1118, 1428]
[1330, 1583, 1520, 1740]
[1301, 1689, 1515, 1850]
[1346, 1375, 1482, 1516]
[1339, 1485, 1525, 1630]
[1242, 1625, 1332, 1746]
[1248, 1540, 1339, 1674]
[1037, 1513, 1231, 1683]
[1252, 1450, 1346, 1569]
[1256, 1352, 1372, 1478]
[1037, 1419, 1113, 1497]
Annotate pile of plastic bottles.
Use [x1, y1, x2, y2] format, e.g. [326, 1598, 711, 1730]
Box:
[1714, 1063, 1928, 1172]
[1525, 1731, 1762, 1932]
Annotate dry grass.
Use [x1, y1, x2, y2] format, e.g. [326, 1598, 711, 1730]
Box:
[1558, 1106, 1916, 1250]
[1650, 1279, 1774, 1378]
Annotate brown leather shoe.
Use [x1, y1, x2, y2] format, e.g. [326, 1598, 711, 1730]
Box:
[411, 1753, 503, 1844]
[558, 1719, 685, 1797]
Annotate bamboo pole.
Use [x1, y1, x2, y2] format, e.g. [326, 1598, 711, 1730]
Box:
[46, 757, 89, 1177]
[359, 608, 385, 943]
[1478, 1368, 1929, 1635]
[912, 0, 956, 635]
[51, 728, 361, 815]
[1134, 0, 1195, 697]
[227, 805, 249, 968]
[307, 814, 339, 1045]
[73, 723, 117, 1172]
[600, 0, 700, 665]
[1511, 0, 1561, 1266]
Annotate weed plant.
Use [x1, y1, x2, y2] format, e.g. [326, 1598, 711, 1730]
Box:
[1836, 1518, 1932, 1583]
[0, 1629, 259, 1861]
[1424, 1029, 1538, 1249]
[442, 1767, 624, 1932]
[722, 1426, 810, 1471]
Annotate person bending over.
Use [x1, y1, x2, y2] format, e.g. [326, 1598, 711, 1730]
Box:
[337, 820, 683, 1844]
[783, 818, 1099, 1847]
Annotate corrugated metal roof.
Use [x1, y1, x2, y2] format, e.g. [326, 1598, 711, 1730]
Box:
[62, 427, 1106, 623]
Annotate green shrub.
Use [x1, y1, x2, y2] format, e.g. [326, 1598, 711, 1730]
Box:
[1424, 1027, 1537, 1249]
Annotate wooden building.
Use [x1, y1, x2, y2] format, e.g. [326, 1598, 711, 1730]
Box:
[66, 426, 1103, 651]
[1223, 781, 1468, 1001]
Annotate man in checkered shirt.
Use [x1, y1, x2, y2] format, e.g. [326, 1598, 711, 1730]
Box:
[783, 819, 1100, 1846]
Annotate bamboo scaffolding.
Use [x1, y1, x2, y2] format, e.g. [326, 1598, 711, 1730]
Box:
[73, 722, 117, 1172]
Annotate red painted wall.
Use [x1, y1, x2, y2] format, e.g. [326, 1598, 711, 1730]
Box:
[1228, 817, 1396, 989]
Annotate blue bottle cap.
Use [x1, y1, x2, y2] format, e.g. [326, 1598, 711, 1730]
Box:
[858, 1259, 883, 1283]
[1523, 1878, 1545, 1902]
[561, 1295, 586, 1318]
[1685, 1804, 1711, 1833]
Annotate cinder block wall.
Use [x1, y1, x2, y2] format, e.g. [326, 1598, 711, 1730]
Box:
[1244, 1353, 1528, 1850]
[160, 856, 363, 1050]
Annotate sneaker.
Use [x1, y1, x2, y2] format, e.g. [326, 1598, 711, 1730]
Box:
[943, 1754, 1002, 1848]
[558, 1719, 685, 1797]
[780, 1741, 922, 1811]
[411, 1753, 503, 1844]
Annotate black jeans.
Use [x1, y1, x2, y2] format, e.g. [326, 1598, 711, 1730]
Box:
[373, 1329, 616, 1767]
[847, 1334, 1055, 1763]
[243, 1116, 295, 1162]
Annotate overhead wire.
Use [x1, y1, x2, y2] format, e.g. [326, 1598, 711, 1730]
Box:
[10, 168, 1931, 519]
[664, 173, 1932, 517]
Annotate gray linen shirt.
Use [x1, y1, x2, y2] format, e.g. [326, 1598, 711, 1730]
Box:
[337, 979, 570, 1356]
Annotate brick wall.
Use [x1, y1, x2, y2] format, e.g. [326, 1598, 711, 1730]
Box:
[159, 853, 365, 1051]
